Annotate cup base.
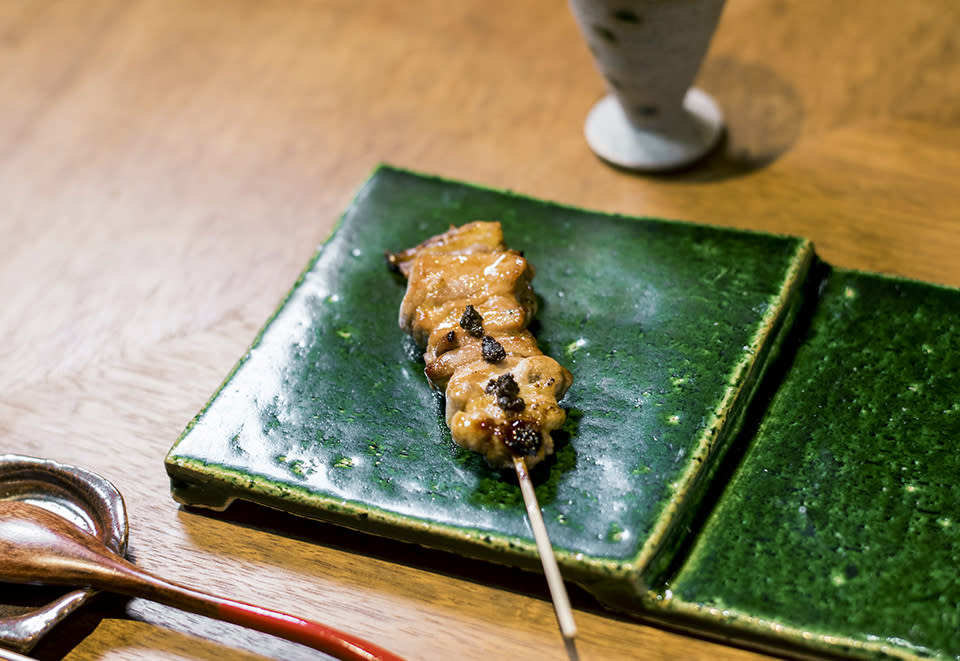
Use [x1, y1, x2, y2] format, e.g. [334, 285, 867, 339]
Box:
[584, 88, 724, 172]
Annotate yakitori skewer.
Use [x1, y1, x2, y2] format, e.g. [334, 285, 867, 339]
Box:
[388, 221, 577, 641]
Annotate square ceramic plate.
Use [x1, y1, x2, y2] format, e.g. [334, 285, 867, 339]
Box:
[165, 164, 811, 598]
[661, 266, 960, 660]
[165, 166, 960, 659]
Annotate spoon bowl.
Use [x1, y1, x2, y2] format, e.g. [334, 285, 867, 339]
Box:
[0, 454, 126, 654]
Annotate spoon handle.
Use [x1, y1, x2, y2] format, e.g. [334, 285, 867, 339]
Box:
[104, 555, 404, 661]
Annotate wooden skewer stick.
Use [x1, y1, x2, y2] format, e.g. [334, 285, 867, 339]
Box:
[0, 649, 40, 661]
[513, 454, 577, 641]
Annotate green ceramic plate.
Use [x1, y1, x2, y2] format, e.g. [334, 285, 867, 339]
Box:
[661, 266, 960, 660]
[164, 165, 960, 659]
[165, 164, 810, 592]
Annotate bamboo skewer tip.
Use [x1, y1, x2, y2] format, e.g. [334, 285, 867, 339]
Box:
[513, 455, 578, 641]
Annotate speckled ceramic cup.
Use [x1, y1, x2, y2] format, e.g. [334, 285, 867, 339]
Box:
[568, 0, 726, 171]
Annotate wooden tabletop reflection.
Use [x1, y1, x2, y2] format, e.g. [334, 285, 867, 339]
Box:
[2, 1, 959, 659]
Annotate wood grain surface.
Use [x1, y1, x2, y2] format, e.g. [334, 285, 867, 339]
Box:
[1, 1, 958, 659]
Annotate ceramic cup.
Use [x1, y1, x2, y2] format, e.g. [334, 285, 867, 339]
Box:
[568, 0, 726, 171]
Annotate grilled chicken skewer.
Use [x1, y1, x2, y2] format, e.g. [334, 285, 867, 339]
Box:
[387, 221, 573, 469]
[388, 221, 577, 640]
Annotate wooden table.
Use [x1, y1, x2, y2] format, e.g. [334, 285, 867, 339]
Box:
[2, 1, 958, 659]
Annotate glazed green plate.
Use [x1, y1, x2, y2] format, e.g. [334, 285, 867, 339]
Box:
[661, 266, 960, 660]
[165, 165, 960, 660]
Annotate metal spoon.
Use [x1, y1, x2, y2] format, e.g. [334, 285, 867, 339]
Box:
[0, 500, 403, 661]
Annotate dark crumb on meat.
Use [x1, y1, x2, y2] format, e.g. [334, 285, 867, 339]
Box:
[434, 329, 459, 357]
[384, 250, 402, 273]
[502, 420, 541, 456]
[459, 305, 484, 338]
[485, 373, 525, 412]
[481, 335, 506, 362]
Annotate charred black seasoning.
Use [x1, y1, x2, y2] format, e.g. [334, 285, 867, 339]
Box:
[484, 374, 540, 456]
[481, 335, 506, 362]
[433, 329, 459, 357]
[459, 305, 484, 338]
[502, 420, 541, 456]
[485, 373, 525, 412]
[461, 304, 507, 362]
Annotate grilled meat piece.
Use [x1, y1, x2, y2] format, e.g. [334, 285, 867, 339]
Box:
[389, 221, 573, 468]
